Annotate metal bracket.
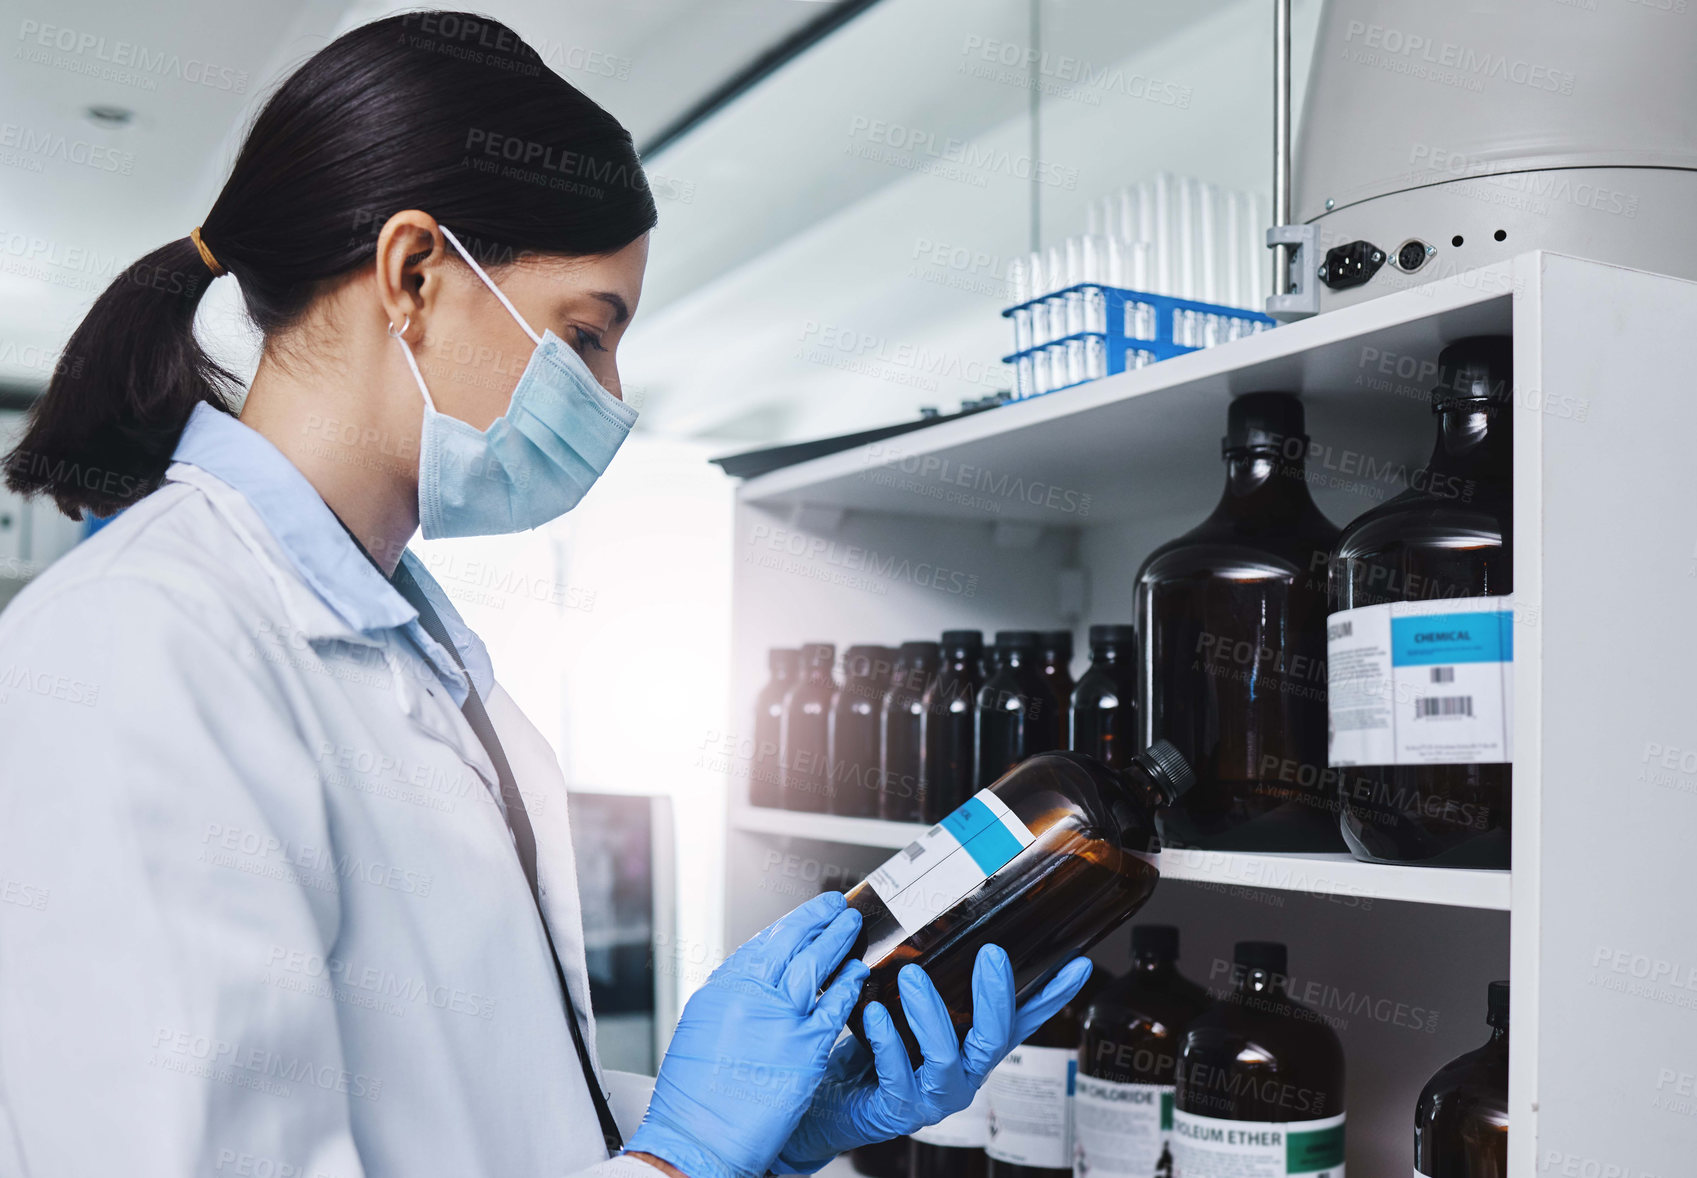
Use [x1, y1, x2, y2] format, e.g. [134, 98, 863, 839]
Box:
[1266, 223, 1320, 321]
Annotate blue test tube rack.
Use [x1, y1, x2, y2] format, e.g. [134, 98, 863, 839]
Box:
[1000, 284, 1277, 399]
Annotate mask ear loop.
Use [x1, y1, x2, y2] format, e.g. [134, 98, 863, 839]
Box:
[389, 315, 437, 411]
[439, 224, 543, 347]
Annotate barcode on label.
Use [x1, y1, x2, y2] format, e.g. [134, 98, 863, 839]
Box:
[1416, 696, 1473, 718]
[901, 842, 925, 862]
[1430, 666, 1455, 683]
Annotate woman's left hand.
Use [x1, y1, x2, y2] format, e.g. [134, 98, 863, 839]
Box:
[771, 946, 1093, 1174]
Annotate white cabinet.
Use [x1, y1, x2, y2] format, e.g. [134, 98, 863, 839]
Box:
[718, 252, 1697, 1174]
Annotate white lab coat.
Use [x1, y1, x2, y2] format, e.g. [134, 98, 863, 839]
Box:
[0, 462, 655, 1178]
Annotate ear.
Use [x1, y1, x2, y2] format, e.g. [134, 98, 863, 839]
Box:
[375, 211, 445, 343]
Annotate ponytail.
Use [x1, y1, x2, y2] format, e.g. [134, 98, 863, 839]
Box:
[3, 237, 237, 520]
[3, 10, 655, 522]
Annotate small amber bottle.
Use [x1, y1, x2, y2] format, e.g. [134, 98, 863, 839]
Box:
[781, 643, 837, 811]
[1070, 625, 1138, 771]
[977, 630, 1064, 788]
[882, 641, 941, 822]
[833, 645, 893, 818]
[1075, 924, 1209, 1177]
[1173, 941, 1345, 1177]
[751, 648, 799, 808]
[1414, 981, 1508, 1177]
[920, 631, 987, 823]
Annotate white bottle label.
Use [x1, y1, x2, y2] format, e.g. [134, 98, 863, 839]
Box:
[1326, 597, 1513, 767]
[1073, 1075, 1171, 1176]
[1171, 1110, 1345, 1178]
[865, 789, 1036, 937]
[913, 1085, 990, 1148]
[985, 1044, 1076, 1169]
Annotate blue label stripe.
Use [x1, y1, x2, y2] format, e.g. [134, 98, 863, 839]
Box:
[1067, 1060, 1077, 1096]
[1391, 610, 1513, 666]
[940, 797, 1025, 877]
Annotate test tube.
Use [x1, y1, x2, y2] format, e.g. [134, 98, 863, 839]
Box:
[1085, 335, 1107, 381]
[1198, 182, 1220, 307]
[1118, 186, 1140, 246]
[1224, 189, 1245, 310]
[1176, 175, 1198, 302]
[1028, 249, 1049, 345]
[1063, 237, 1085, 337]
[1152, 174, 1173, 297]
[1082, 234, 1109, 333]
[1008, 257, 1033, 352]
[1031, 345, 1050, 395]
[1047, 243, 1069, 340]
[1107, 236, 1127, 287]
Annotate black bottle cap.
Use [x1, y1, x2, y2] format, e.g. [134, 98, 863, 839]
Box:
[1040, 630, 1074, 660]
[1432, 336, 1513, 410]
[1222, 391, 1305, 456]
[1088, 624, 1136, 651]
[1132, 739, 1195, 804]
[1487, 980, 1509, 1027]
[770, 648, 801, 675]
[801, 642, 835, 666]
[1235, 941, 1287, 975]
[940, 629, 984, 656]
[899, 640, 941, 665]
[994, 629, 1040, 651]
[843, 645, 883, 679]
[1132, 924, 1180, 962]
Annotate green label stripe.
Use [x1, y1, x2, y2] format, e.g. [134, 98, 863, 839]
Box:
[1288, 1123, 1345, 1171]
[1160, 1092, 1172, 1131]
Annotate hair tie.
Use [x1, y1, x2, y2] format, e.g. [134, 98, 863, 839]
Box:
[190, 226, 226, 277]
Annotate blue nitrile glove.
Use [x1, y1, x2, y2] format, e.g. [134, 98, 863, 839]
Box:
[771, 946, 1093, 1173]
[628, 892, 871, 1178]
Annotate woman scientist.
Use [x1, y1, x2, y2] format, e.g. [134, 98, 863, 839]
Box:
[0, 13, 1089, 1178]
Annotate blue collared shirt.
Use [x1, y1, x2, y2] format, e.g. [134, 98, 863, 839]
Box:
[171, 400, 493, 707]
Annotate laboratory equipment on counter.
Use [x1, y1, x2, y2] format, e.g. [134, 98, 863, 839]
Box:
[1137, 394, 1342, 852]
[1328, 337, 1513, 868]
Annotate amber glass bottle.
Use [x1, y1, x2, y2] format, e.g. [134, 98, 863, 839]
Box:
[1039, 630, 1076, 716]
[882, 641, 940, 822]
[1070, 625, 1138, 771]
[977, 631, 1064, 789]
[833, 645, 892, 818]
[781, 643, 837, 812]
[1137, 392, 1342, 851]
[1173, 942, 1345, 1177]
[751, 648, 799, 808]
[841, 741, 1193, 1065]
[1414, 981, 1508, 1177]
[985, 970, 1111, 1178]
[849, 1138, 910, 1178]
[1328, 337, 1514, 868]
[1075, 925, 1210, 1178]
[911, 1087, 991, 1178]
[920, 631, 987, 823]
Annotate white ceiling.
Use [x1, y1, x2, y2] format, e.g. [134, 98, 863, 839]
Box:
[0, 0, 1321, 454]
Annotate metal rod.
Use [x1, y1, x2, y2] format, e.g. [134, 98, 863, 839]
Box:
[1272, 0, 1292, 299]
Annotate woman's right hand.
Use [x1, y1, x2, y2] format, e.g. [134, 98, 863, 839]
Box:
[627, 892, 869, 1178]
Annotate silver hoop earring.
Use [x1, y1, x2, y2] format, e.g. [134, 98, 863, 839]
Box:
[387, 316, 411, 339]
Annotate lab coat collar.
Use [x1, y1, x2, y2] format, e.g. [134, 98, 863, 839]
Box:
[168, 402, 492, 702]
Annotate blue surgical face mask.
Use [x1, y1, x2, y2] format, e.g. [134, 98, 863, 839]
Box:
[393, 224, 638, 540]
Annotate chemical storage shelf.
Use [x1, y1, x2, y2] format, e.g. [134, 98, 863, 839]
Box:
[739, 260, 1513, 526]
[725, 252, 1697, 1177]
[730, 807, 1510, 910]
